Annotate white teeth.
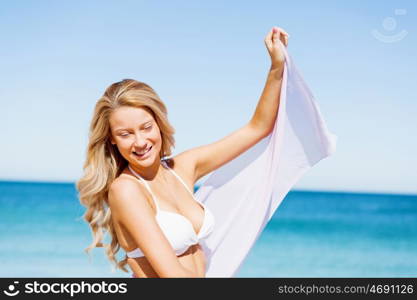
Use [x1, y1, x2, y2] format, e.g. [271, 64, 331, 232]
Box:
[135, 147, 151, 156]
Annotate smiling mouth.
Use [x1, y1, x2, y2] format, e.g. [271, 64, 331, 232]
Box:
[133, 146, 152, 158]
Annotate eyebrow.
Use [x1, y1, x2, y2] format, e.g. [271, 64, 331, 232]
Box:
[113, 119, 153, 133]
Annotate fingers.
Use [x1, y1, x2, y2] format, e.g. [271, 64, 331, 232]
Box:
[265, 26, 290, 47]
[273, 26, 290, 37]
[282, 34, 289, 47]
[273, 27, 289, 44]
[264, 28, 274, 47]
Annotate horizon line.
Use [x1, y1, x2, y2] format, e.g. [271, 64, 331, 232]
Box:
[0, 179, 416, 197]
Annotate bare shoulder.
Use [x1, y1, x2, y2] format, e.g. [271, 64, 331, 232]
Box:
[165, 154, 197, 185]
[107, 171, 196, 277]
[109, 173, 140, 193]
[109, 174, 142, 200]
[108, 174, 152, 219]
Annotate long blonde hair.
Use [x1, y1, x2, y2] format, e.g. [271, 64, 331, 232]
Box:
[76, 79, 175, 273]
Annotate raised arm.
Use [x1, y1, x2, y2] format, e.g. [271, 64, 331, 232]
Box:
[176, 27, 290, 182]
[108, 177, 198, 278]
[251, 26, 289, 135]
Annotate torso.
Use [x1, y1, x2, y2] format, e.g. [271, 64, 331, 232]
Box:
[111, 156, 207, 277]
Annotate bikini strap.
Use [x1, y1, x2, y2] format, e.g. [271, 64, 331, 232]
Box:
[127, 165, 160, 211]
[162, 160, 195, 198]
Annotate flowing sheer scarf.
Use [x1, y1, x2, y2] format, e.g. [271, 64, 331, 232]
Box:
[195, 45, 338, 277]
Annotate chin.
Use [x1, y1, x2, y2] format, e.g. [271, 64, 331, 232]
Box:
[129, 146, 161, 166]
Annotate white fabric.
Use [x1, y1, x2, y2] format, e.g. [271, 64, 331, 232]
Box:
[195, 45, 338, 277]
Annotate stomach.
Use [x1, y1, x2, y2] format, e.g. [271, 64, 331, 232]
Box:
[128, 244, 206, 278]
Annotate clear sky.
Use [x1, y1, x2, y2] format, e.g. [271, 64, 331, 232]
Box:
[1, 0, 416, 195]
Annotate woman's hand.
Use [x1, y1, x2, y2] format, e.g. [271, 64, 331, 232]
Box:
[264, 26, 290, 71]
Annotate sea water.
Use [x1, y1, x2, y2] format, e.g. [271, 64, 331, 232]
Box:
[0, 181, 416, 277]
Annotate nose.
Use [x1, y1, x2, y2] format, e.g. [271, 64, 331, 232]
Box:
[132, 132, 149, 149]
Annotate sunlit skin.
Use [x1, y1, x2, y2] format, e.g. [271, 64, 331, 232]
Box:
[106, 26, 289, 277]
[109, 106, 207, 277]
[109, 106, 166, 181]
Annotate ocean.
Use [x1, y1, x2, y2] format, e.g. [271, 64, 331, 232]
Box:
[1, 181, 416, 277]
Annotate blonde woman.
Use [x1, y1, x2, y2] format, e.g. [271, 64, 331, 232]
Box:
[77, 27, 289, 278]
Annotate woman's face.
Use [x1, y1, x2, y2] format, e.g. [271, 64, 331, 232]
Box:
[109, 106, 162, 167]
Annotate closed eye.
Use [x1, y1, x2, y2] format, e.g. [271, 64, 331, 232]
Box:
[116, 122, 152, 136]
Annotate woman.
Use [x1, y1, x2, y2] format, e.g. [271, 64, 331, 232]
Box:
[77, 27, 289, 278]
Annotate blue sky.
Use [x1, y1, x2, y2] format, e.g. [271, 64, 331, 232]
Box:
[1, 0, 416, 195]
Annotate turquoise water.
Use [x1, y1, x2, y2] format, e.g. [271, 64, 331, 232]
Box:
[1, 181, 416, 277]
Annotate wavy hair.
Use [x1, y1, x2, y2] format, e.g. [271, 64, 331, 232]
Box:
[76, 79, 175, 273]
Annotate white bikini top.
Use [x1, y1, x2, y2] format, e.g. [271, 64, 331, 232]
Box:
[125, 159, 215, 258]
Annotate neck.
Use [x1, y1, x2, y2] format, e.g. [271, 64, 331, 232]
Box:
[128, 159, 166, 181]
